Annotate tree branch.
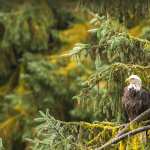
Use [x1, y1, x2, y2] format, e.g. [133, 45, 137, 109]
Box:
[94, 108, 150, 150]
[117, 108, 150, 137]
[95, 125, 150, 150]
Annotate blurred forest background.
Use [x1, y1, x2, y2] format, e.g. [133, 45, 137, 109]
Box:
[0, 0, 149, 150]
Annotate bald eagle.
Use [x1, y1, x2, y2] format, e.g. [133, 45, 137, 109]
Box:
[122, 75, 150, 122]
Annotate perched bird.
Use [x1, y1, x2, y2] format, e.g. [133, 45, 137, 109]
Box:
[122, 75, 150, 122]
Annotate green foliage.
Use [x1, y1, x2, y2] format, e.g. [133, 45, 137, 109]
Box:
[0, 48, 17, 84]
[52, 9, 78, 30]
[0, 0, 54, 84]
[73, 63, 150, 121]
[140, 27, 150, 41]
[20, 53, 85, 116]
[0, 138, 4, 150]
[80, 0, 150, 27]
[71, 87, 109, 121]
[28, 111, 121, 150]
[0, 1, 54, 52]
[0, 51, 89, 129]
[0, 0, 150, 149]
[0, 52, 89, 148]
[70, 17, 150, 122]
[0, 1, 90, 148]
[72, 19, 149, 66]
[28, 111, 76, 150]
[29, 15, 150, 148]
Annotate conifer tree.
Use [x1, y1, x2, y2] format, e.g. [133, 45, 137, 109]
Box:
[0, 0, 150, 150]
[29, 1, 150, 150]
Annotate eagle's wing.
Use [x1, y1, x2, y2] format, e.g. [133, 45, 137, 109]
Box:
[122, 87, 129, 122]
[140, 88, 150, 110]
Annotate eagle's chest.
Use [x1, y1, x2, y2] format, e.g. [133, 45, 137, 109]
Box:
[123, 92, 144, 120]
[125, 97, 142, 112]
[122, 87, 150, 121]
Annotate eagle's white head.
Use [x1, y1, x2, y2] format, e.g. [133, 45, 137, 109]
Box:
[126, 75, 142, 91]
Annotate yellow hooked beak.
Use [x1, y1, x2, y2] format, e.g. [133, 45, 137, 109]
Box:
[125, 78, 130, 84]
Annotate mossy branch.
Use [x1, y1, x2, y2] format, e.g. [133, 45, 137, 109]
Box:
[95, 108, 150, 150]
[117, 107, 150, 137]
[129, 35, 150, 45]
[95, 125, 150, 150]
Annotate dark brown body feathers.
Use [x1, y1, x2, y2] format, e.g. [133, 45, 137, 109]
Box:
[122, 87, 150, 121]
